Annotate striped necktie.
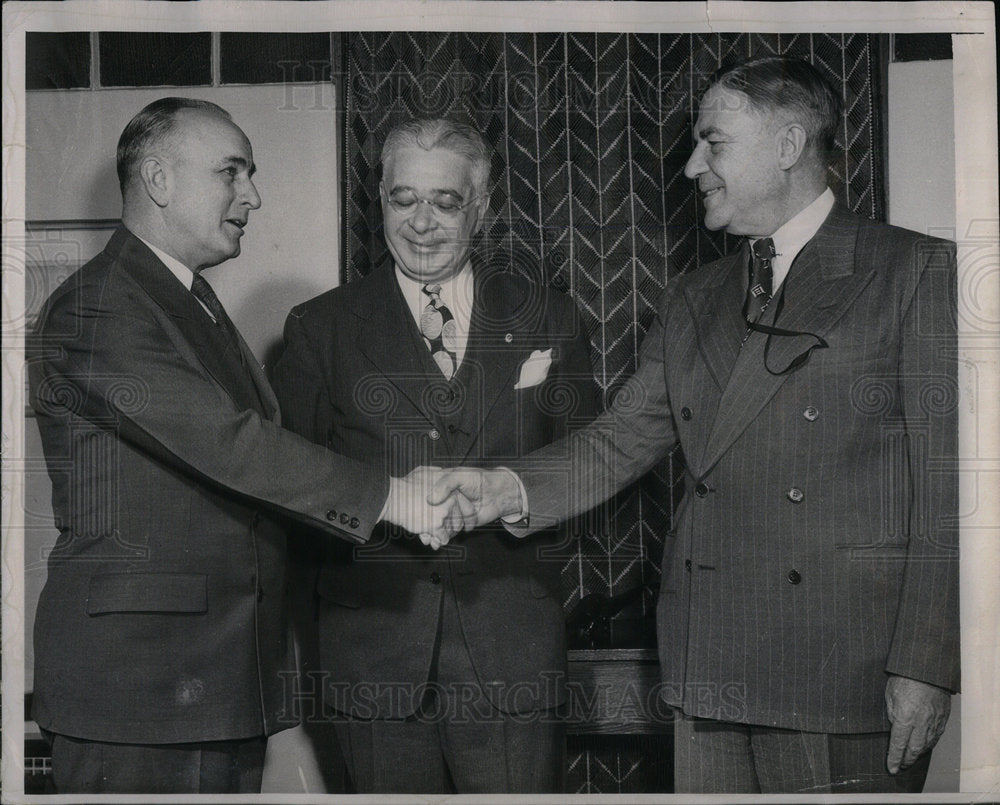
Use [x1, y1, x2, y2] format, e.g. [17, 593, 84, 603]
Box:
[191, 273, 245, 366]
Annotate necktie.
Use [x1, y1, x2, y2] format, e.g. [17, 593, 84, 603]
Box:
[420, 284, 458, 380]
[191, 273, 245, 365]
[744, 237, 775, 328]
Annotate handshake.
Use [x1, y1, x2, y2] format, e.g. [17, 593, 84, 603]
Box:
[381, 466, 525, 549]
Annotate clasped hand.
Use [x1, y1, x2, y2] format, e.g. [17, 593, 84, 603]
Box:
[381, 466, 523, 550]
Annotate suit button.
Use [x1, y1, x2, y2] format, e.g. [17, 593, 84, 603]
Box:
[340, 512, 350, 525]
[429, 429, 441, 440]
[787, 569, 802, 585]
[695, 482, 710, 498]
[326, 509, 338, 521]
[786, 487, 804, 503]
[681, 407, 692, 421]
[803, 406, 819, 421]
[349, 517, 360, 529]
[430, 572, 442, 585]
[684, 559, 692, 572]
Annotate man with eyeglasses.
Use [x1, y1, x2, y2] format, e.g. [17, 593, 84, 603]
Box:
[272, 117, 597, 793]
[432, 57, 959, 793]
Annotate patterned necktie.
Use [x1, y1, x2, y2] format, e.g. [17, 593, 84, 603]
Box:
[191, 273, 245, 365]
[744, 237, 776, 327]
[420, 283, 458, 380]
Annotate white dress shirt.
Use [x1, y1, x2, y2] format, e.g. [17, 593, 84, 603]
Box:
[395, 262, 475, 370]
[134, 232, 218, 322]
[750, 187, 835, 291]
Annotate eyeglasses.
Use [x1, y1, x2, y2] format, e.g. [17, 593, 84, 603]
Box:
[384, 188, 481, 217]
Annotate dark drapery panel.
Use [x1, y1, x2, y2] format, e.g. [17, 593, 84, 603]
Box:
[342, 32, 885, 615]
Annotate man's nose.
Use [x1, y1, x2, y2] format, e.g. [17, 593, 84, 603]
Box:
[407, 202, 437, 233]
[684, 142, 706, 180]
[241, 178, 262, 210]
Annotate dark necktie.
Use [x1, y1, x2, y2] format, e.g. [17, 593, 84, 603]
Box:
[420, 284, 458, 380]
[191, 273, 245, 365]
[744, 237, 776, 328]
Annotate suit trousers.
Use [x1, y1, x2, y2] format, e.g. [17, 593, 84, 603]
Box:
[334, 581, 565, 793]
[46, 731, 266, 794]
[673, 711, 931, 793]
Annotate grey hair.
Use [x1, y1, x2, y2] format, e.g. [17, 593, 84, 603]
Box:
[381, 118, 491, 197]
[710, 56, 842, 163]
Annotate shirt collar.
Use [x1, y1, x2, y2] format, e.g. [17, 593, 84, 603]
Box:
[394, 261, 475, 318]
[756, 187, 835, 264]
[132, 231, 196, 291]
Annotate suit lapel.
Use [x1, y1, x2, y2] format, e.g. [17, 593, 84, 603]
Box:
[236, 331, 279, 421]
[453, 268, 524, 459]
[684, 247, 747, 392]
[699, 204, 874, 474]
[352, 266, 444, 429]
[117, 231, 269, 417]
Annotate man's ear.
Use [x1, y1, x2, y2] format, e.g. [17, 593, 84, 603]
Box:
[138, 155, 170, 208]
[777, 122, 808, 170]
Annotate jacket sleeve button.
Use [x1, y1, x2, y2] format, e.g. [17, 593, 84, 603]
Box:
[326, 509, 338, 521]
[350, 517, 360, 529]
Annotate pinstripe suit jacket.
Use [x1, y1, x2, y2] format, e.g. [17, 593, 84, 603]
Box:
[28, 229, 386, 744]
[513, 204, 959, 733]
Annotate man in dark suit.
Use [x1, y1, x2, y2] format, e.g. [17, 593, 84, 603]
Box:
[272, 118, 597, 793]
[433, 57, 959, 793]
[28, 97, 455, 794]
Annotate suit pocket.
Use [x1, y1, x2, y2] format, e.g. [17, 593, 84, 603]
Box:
[316, 564, 362, 608]
[86, 572, 208, 615]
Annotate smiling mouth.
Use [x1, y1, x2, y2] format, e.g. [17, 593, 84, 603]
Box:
[225, 219, 247, 231]
[701, 187, 723, 200]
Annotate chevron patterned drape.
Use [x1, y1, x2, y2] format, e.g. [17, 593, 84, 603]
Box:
[343, 32, 885, 621]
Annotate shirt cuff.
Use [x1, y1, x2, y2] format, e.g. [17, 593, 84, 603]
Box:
[496, 467, 528, 525]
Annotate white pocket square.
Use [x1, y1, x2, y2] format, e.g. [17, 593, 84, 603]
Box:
[515, 348, 553, 390]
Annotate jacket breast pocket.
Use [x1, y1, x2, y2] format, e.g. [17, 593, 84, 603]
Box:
[86, 572, 208, 615]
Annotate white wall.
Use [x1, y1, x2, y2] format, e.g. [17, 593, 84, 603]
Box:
[888, 60, 957, 237]
[887, 58, 961, 793]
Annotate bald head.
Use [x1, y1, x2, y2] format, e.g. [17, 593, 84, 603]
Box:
[118, 98, 261, 271]
[117, 97, 233, 201]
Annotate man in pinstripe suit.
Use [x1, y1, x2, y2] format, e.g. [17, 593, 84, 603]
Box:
[431, 56, 959, 793]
